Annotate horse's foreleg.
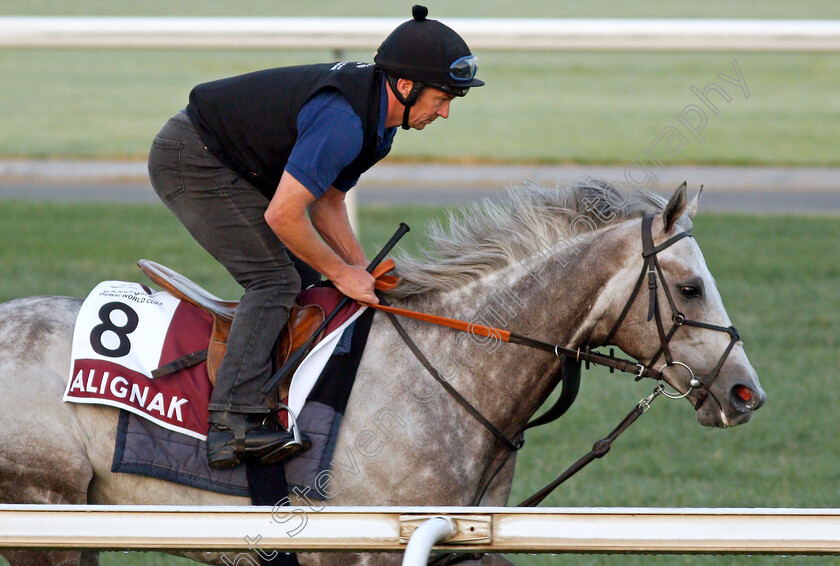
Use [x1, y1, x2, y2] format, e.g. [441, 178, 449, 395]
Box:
[478, 451, 518, 507]
[438, 452, 519, 566]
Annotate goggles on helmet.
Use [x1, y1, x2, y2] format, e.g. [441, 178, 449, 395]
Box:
[449, 55, 478, 82]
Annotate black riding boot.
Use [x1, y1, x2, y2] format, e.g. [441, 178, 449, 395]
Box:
[206, 411, 311, 470]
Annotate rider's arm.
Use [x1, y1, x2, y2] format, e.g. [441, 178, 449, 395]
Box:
[265, 173, 377, 304]
[267, 90, 377, 302]
[308, 186, 368, 268]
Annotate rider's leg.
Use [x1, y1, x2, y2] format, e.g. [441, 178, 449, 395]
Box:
[148, 111, 308, 469]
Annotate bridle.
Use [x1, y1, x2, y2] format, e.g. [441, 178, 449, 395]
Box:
[411, 212, 750, 565]
[602, 213, 742, 406]
[378, 212, 745, 447]
[377, 212, 744, 438]
[380, 212, 750, 565]
[376, 212, 746, 520]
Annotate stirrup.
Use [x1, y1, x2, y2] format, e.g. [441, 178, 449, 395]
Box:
[260, 436, 310, 463]
[263, 402, 308, 462]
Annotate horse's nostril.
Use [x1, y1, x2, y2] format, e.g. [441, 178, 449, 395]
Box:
[730, 385, 762, 411]
[734, 385, 752, 402]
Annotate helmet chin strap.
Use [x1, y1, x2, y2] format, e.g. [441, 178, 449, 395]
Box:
[387, 76, 424, 130]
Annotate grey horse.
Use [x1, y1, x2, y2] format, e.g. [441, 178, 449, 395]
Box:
[0, 180, 765, 565]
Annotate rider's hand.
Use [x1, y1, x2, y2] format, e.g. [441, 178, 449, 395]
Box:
[332, 265, 379, 304]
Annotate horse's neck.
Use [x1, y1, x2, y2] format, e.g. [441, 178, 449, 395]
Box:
[401, 224, 632, 437]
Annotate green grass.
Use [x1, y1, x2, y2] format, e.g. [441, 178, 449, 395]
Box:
[1, 201, 839, 565]
[0, 1, 838, 166]
[0, 201, 450, 302]
[1, 48, 836, 167]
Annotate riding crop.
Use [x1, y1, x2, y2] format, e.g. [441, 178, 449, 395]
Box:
[261, 222, 410, 397]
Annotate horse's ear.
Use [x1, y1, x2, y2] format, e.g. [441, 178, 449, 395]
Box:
[686, 184, 703, 220]
[663, 181, 688, 233]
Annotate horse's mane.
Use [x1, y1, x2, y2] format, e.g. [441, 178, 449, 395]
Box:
[387, 178, 667, 299]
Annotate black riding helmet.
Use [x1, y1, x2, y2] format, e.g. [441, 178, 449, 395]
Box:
[375, 5, 484, 129]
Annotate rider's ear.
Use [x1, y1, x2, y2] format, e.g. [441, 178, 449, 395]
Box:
[685, 185, 703, 220]
[397, 78, 415, 99]
[662, 181, 688, 233]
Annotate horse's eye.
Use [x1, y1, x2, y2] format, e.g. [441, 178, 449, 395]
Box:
[680, 285, 701, 298]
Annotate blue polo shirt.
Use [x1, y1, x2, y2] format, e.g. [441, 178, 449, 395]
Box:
[285, 78, 396, 199]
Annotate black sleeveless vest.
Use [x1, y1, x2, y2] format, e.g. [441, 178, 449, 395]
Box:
[186, 62, 386, 198]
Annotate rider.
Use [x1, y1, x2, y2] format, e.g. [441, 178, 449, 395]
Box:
[147, 5, 483, 470]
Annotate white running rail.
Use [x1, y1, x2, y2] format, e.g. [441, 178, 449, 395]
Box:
[0, 17, 839, 51]
[2, 505, 840, 555]
[402, 516, 457, 565]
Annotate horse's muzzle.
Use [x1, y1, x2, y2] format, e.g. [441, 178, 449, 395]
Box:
[729, 383, 766, 413]
[692, 380, 765, 428]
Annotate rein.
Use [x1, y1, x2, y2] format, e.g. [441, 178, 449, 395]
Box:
[364, 213, 743, 512]
[369, 215, 746, 566]
[363, 302, 665, 381]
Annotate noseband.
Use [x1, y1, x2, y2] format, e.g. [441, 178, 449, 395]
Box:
[603, 214, 741, 404]
[378, 212, 748, 534]
[376, 212, 744, 447]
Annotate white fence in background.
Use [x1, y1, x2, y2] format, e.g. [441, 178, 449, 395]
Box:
[0, 21, 831, 559]
[0, 20, 834, 560]
[1, 17, 839, 51]
[2, 505, 840, 555]
[2, 16, 837, 226]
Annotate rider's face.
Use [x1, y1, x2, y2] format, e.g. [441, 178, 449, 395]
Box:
[407, 87, 454, 130]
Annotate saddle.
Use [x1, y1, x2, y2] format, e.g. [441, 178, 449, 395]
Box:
[137, 260, 326, 399]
